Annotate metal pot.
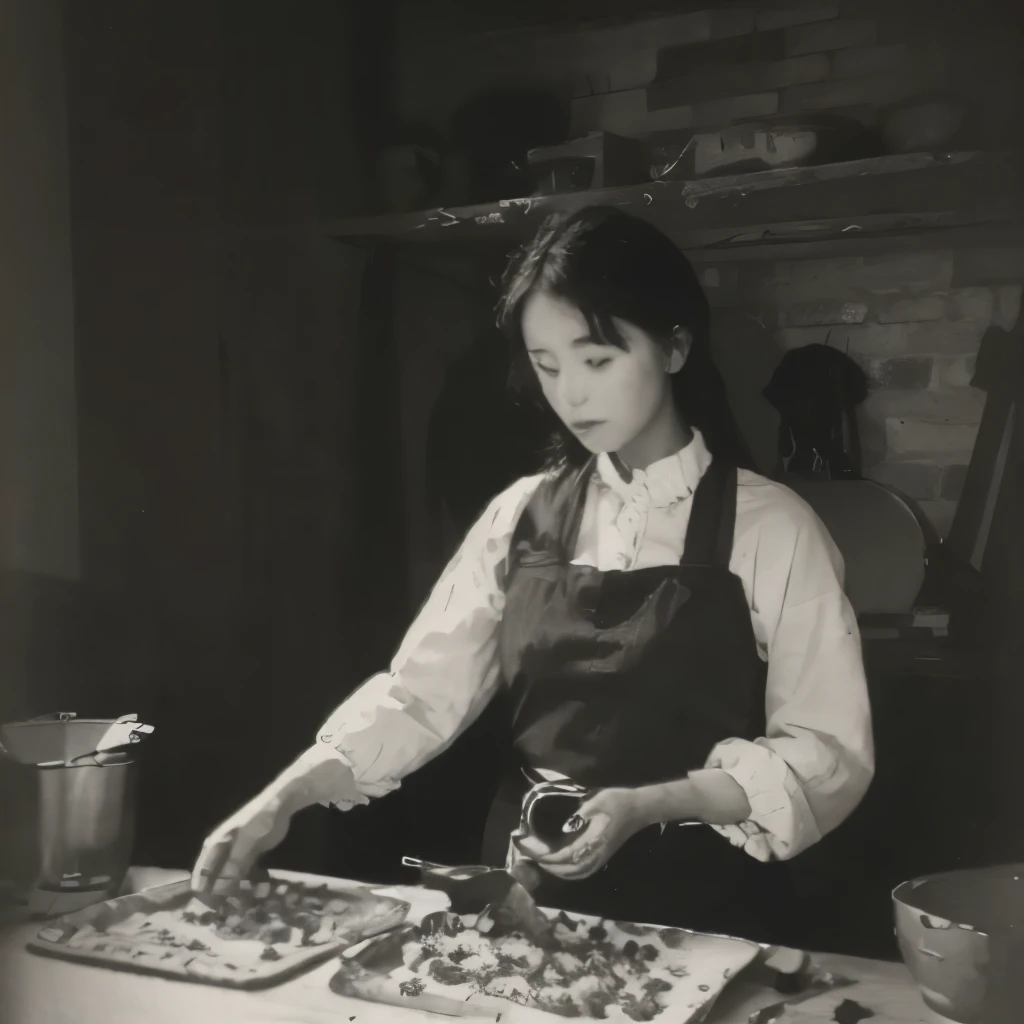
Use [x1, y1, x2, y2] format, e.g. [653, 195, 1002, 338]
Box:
[893, 863, 1024, 1022]
[0, 712, 154, 915]
[36, 758, 138, 896]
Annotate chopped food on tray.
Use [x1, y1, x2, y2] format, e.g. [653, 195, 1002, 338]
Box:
[333, 907, 743, 1021]
[32, 878, 410, 985]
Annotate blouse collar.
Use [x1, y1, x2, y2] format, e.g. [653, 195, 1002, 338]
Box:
[594, 429, 713, 508]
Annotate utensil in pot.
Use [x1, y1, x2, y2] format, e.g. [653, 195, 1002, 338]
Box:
[0, 712, 153, 767]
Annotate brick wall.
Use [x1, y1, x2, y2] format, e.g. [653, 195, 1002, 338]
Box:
[396, 1, 1020, 146]
[703, 250, 1021, 537]
[394, 1, 1023, 539]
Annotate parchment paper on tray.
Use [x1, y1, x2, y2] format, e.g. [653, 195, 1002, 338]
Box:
[331, 902, 760, 1022]
[26, 872, 410, 990]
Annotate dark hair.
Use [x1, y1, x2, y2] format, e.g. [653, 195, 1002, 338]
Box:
[496, 205, 756, 471]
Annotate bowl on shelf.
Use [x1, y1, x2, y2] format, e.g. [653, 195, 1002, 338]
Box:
[893, 863, 1024, 1022]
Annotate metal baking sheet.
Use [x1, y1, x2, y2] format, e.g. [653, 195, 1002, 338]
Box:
[330, 905, 762, 1022]
[25, 871, 411, 990]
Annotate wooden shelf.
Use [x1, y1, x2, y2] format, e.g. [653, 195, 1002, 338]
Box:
[323, 151, 1024, 259]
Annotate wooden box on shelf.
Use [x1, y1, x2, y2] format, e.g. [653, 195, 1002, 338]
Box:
[527, 131, 649, 194]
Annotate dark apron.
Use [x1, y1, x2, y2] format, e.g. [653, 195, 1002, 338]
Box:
[480, 456, 802, 945]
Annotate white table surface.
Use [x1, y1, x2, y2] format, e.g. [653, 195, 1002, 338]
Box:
[0, 867, 944, 1024]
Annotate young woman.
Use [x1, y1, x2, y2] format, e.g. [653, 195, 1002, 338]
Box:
[193, 207, 873, 944]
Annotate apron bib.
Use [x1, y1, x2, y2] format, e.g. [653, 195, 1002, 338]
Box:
[481, 456, 801, 944]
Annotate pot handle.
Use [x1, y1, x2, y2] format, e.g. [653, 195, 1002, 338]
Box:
[0, 713, 75, 760]
[67, 748, 140, 767]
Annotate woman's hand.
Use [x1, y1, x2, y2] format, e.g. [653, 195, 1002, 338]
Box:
[191, 748, 358, 894]
[191, 786, 297, 894]
[513, 788, 649, 880]
[509, 771, 752, 884]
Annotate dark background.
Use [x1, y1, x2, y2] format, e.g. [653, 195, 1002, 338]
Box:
[2, 0, 1021, 962]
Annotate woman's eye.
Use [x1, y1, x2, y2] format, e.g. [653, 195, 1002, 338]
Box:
[587, 357, 612, 370]
[535, 363, 558, 377]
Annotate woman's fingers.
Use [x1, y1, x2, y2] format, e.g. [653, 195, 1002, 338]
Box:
[533, 814, 610, 867]
[513, 790, 633, 883]
[541, 843, 606, 880]
[574, 791, 617, 821]
[191, 831, 238, 893]
[508, 859, 545, 893]
[513, 831, 555, 860]
[191, 799, 292, 893]
[212, 834, 263, 891]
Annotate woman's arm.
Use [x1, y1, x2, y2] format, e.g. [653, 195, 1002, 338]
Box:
[630, 769, 751, 829]
[275, 473, 544, 813]
[695, 500, 875, 862]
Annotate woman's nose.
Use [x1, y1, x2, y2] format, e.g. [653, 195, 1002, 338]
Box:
[559, 373, 587, 408]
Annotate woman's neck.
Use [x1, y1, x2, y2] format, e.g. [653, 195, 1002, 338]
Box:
[615, 404, 692, 472]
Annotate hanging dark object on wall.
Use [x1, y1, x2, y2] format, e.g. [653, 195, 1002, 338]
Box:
[762, 343, 870, 481]
[448, 87, 570, 204]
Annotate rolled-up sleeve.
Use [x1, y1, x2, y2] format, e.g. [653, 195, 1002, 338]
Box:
[706, 497, 875, 862]
[296, 475, 543, 810]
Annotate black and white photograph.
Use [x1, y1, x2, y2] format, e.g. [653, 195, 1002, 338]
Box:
[1, 1, 1022, 1021]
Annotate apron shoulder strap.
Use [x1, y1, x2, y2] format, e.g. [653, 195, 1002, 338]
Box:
[508, 459, 597, 562]
[680, 459, 738, 567]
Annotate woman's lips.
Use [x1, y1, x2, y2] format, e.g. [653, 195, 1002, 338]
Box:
[571, 420, 605, 434]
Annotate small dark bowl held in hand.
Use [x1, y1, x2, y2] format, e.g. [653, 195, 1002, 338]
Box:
[401, 858, 515, 914]
[520, 782, 590, 851]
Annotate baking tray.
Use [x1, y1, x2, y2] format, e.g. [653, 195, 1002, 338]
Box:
[26, 871, 411, 990]
[330, 905, 761, 1022]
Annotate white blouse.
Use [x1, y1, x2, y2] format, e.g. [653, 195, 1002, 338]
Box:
[297, 429, 874, 863]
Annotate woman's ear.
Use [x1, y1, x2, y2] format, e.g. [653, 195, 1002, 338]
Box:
[667, 327, 692, 374]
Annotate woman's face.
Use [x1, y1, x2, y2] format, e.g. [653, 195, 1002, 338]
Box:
[521, 290, 681, 462]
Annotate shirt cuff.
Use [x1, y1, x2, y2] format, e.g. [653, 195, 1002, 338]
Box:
[704, 738, 821, 862]
[293, 743, 381, 811]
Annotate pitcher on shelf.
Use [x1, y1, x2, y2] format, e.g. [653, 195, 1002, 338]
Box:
[192, 206, 874, 947]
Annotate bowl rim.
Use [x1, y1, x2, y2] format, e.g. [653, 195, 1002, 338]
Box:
[892, 863, 1024, 941]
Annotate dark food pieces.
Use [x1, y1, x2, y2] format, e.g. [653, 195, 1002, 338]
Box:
[35, 879, 410, 979]
[335, 909, 700, 1021]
